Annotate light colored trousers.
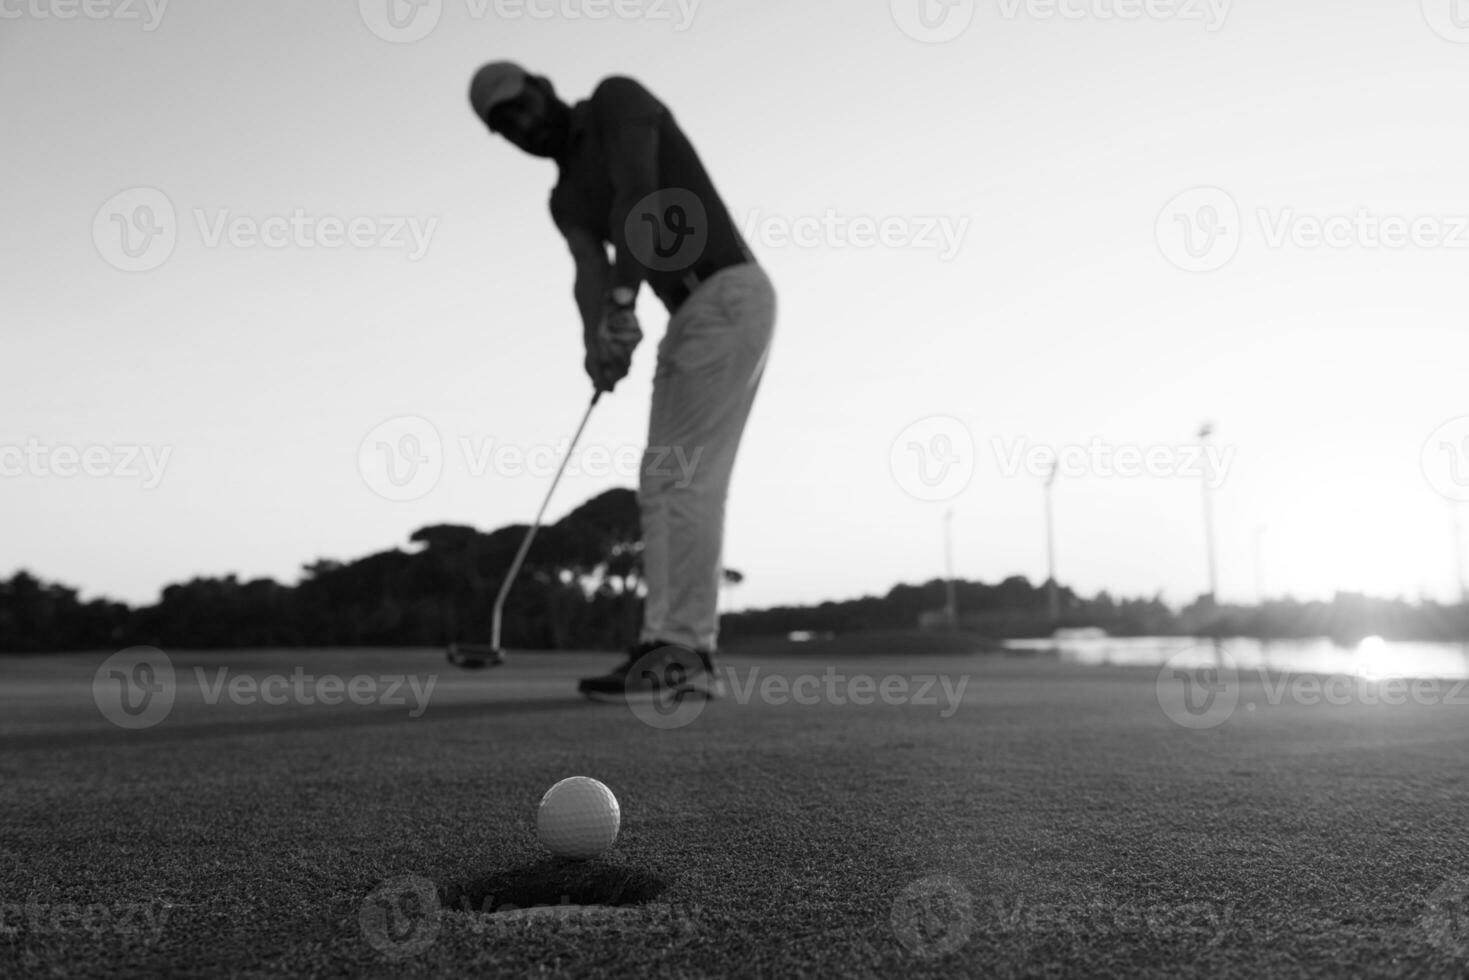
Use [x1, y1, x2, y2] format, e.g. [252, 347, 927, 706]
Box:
[640, 263, 776, 653]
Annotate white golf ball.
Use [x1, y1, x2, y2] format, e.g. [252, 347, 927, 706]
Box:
[537, 776, 620, 859]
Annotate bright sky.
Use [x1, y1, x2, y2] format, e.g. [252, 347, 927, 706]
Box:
[5, 0, 1469, 611]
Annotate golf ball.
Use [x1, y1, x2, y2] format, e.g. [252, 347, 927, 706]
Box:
[537, 776, 620, 859]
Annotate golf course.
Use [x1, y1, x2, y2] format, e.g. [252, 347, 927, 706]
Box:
[5, 641, 1468, 978]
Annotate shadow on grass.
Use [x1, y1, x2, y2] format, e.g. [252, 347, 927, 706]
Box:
[440, 859, 668, 915]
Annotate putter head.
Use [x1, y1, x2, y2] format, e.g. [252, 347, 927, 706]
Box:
[445, 643, 507, 670]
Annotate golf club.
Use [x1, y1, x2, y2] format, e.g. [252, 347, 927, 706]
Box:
[446, 389, 603, 669]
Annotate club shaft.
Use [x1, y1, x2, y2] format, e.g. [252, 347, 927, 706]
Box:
[491, 390, 602, 650]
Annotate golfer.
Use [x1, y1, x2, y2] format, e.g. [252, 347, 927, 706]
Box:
[469, 63, 775, 701]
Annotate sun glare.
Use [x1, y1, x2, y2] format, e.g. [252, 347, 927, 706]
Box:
[1263, 472, 1453, 602]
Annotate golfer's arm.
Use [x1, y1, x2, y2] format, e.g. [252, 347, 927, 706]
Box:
[607, 121, 661, 295]
[561, 225, 612, 336]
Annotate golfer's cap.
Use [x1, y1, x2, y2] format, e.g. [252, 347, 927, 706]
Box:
[470, 61, 529, 123]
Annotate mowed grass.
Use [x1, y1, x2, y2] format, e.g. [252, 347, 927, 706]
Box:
[3, 643, 1469, 979]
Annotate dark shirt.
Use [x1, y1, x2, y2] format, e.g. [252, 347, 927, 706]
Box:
[549, 77, 751, 313]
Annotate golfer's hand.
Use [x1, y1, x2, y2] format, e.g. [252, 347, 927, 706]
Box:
[585, 307, 642, 392]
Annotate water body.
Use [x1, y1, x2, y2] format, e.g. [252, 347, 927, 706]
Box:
[1003, 635, 1469, 680]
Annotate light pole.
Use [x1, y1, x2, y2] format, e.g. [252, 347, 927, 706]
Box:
[1199, 422, 1219, 604]
[1454, 504, 1468, 605]
[943, 508, 958, 629]
[1044, 458, 1060, 622]
[1253, 523, 1267, 605]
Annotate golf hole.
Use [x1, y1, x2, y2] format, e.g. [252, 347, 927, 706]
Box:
[439, 860, 667, 920]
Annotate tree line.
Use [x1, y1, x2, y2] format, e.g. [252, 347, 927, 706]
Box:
[3, 486, 1468, 652]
